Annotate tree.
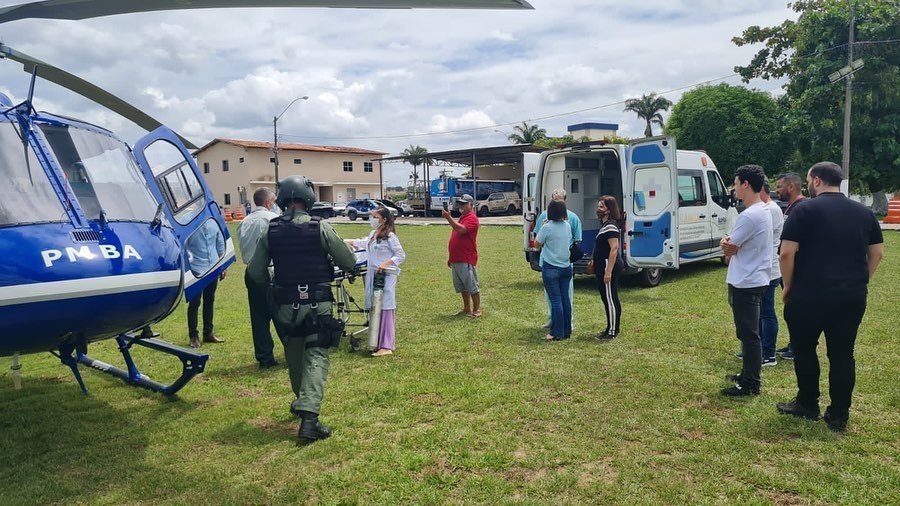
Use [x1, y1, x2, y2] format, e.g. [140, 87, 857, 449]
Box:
[401, 144, 433, 192]
[733, 0, 900, 208]
[624, 93, 673, 137]
[665, 83, 789, 182]
[507, 122, 547, 144]
[532, 134, 592, 149]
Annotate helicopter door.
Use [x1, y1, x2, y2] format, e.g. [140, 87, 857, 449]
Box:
[133, 127, 235, 301]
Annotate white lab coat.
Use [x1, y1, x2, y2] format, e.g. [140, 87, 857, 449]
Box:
[350, 231, 406, 310]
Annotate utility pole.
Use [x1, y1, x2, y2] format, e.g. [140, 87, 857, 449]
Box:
[841, 1, 855, 195]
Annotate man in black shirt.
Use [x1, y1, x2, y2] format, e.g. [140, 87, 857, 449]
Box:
[776, 162, 884, 432]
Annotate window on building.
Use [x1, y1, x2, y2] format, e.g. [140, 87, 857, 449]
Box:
[239, 157, 244, 163]
[222, 159, 229, 172]
[294, 158, 302, 164]
[363, 192, 371, 199]
[343, 161, 353, 172]
[224, 193, 231, 205]
[270, 157, 276, 163]
[203, 162, 209, 174]
[364, 162, 373, 173]
[347, 187, 357, 200]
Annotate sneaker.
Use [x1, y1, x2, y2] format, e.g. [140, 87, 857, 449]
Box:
[727, 373, 743, 382]
[780, 349, 795, 360]
[823, 408, 848, 432]
[776, 399, 820, 420]
[721, 383, 759, 397]
[777, 346, 791, 354]
[762, 356, 778, 367]
[595, 333, 615, 341]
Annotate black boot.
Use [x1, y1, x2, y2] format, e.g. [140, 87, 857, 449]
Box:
[297, 411, 332, 444]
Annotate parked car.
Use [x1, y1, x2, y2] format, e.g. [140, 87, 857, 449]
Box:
[476, 191, 522, 217]
[345, 199, 384, 220]
[374, 199, 403, 217]
[332, 201, 347, 216]
[309, 201, 335, 218]
[397, 200, 416, 216]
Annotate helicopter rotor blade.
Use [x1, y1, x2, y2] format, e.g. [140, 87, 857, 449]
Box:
[0, 0, 532, 24]
[0, 44, 198, 149]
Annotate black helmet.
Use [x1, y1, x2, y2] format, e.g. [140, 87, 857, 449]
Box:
[276, 175, 316, 210]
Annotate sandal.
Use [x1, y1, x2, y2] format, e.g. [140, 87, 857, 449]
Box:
[544, 334, 555, 341]
[467, 310, 482, 318]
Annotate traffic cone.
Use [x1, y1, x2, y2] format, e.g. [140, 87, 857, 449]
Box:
[884, 197, 900, 224]
[234, 207, 245, 221]
[224, 207, 233, 222]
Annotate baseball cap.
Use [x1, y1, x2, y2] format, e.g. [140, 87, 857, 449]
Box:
[457, 194, 474, 205]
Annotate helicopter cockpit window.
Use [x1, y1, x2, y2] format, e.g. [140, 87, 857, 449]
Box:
[185, 218, 225, 278]
[143, 140, 206, 225]
[39, 124, 158, 223]
[0, 122, 67, 226]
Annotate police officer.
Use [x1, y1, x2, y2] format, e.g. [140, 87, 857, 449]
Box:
[246, 175, 357, 443]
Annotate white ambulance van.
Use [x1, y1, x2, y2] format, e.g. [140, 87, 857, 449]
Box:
[523, 137, 738, 286]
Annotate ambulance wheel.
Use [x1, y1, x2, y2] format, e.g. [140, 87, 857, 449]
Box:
[639, 268, 662, 287]
[348, 210, 358, 221]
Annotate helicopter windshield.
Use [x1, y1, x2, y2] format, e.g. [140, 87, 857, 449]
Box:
[39, 124, 159, 223]
[0, 122, 67, 226]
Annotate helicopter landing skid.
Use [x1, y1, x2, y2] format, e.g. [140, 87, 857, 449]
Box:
[60, 335, 209, 396]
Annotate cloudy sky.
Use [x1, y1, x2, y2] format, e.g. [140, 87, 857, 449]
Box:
[0, 0, 795, 186]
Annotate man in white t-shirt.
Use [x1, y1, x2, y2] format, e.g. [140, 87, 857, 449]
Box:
[719, 164, 773, 396]
[759, 181, 785, 364]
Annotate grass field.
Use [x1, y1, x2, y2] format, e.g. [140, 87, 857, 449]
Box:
[1, 224, 897, 504]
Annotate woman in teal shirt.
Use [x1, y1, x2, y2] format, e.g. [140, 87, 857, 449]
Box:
[534, 200, 573, 341]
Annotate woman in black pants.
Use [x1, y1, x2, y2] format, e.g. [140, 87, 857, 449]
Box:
[593, 195, 624, 340]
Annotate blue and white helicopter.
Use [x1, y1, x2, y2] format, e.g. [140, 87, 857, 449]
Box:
[0, 0, 532, 396]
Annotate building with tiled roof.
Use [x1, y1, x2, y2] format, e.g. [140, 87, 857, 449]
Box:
[193, 138, 386, 209]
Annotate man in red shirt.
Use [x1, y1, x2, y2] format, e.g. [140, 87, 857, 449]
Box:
[443, 194, 481, 317]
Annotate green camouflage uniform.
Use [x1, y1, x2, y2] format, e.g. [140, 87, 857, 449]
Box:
[246, 210, 356, 414]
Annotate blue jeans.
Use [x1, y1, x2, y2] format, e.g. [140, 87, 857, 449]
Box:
[759, 277, 781, 359]
[542, 264, 573, 338]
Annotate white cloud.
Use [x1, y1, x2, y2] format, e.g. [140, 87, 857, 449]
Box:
[427, 110, 495, 133]
[0, 0, 797, 187]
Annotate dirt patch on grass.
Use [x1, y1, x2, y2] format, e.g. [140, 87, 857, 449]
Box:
[760, 488, 820, 505]
[235, 387, 262, 399]
[248, 416, 296, 435]
[502, 467, 548, 482]
[412, 392, 445, 406]
[577, 459, 619, 487]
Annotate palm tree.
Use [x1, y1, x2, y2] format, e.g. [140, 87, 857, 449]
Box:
[624, 93, 673, 137]
[401, 144, 432, 197]
[507, 122, 547, 144]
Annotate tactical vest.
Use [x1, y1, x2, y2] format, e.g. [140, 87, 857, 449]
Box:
[267, 216, 334, 287]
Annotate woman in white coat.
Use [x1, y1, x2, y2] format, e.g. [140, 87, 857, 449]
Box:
[346, 207, 406, 356]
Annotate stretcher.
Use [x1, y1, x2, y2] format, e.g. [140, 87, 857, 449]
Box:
[333, 250, 370, 351]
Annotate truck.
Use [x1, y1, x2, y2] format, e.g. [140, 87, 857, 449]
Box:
[523, 137, 738, 286]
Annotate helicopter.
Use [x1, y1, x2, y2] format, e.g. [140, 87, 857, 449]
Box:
[0, 0, 533, 396]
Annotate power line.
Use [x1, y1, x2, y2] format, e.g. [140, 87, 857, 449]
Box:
[278, 38, 900, 143]
[279, 73, 742, 142]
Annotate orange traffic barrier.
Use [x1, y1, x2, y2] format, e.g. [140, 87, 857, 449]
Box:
[224, 207, 233, 222]
[233, 207, 245, 221]
[884, 197, 900, 224]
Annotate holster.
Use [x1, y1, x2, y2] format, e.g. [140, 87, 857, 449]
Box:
[314, 314, 345, 349]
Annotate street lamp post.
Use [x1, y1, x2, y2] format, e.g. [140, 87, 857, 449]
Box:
[273, 95, 309, 184]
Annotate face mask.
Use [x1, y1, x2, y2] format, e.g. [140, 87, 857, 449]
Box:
[369, 216, 380, 229]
